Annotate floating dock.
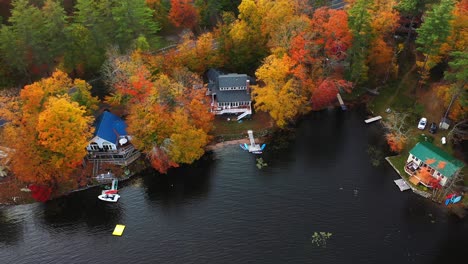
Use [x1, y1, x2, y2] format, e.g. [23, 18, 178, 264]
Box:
[246, 130, 265, 154]
[113, 224, 126, 236]
[364, 116, 382, 124]
[394, 179, 410, 191]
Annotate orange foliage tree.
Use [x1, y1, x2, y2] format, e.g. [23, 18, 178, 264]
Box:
[289, 7, 352, 100]
[106, 61, 214, 173]
[368, 0, 400, 81]
[382, 112, 409, 153]
[309, 7, 352, 61]
[168, 0, 199, 29]
[385, 133, 407, 153]
[0, 70, 96, 189]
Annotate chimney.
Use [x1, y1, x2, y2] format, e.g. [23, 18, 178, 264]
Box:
[246, 79, 250, 94]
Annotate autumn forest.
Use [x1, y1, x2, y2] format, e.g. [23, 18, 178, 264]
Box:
[0, 0, 466, 199]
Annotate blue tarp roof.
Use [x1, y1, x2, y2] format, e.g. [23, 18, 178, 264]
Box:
[94, 111, 127, 144]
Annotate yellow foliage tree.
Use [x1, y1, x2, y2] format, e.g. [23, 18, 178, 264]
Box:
[253, 54, 309, 127]
[125, 73, 214, 173]
[169, 109, 209, 164]
[37, 96, 94, 170]
[1, 71, 97, 188]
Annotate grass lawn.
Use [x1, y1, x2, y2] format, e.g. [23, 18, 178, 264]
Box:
[368, 65, 466, 185]
[387, 155, 407, 174]
[211, 111, 274, 141]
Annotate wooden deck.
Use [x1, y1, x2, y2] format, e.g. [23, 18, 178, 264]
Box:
[86, 144, 141, 167]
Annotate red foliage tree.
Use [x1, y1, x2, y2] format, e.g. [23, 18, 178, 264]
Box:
[311, 78, 353, 110]
[168, 0, 199, 29]
[149, 147, 179, 174]
[29, 185, 53, 202]
[310, 7, 352, 60]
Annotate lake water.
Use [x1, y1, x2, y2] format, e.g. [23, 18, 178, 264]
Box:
[0, 108, 466, 264]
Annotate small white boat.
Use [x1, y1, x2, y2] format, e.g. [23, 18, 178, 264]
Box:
[98, 179, 120, 202]
[98, 193, 120, 203]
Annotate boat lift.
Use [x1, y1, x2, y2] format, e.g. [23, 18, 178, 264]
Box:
[240, 130, 266, 154]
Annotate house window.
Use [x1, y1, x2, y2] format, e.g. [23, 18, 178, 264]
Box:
[437, 172, 440, 176]
[90, 143, 99, 151]
[103, 143, 112, 151]
[415, 157, 419, 161]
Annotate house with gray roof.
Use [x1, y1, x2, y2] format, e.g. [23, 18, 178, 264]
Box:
[207, 69, 254, 117]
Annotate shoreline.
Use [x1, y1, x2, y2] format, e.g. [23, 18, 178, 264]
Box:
[205, 137, 266, 151]
[0, 137, 268, 206]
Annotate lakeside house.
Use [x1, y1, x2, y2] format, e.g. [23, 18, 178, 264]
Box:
[206, 69, 254, 116]
[86, 110, 140, 167]
[404, 141, 464, 188]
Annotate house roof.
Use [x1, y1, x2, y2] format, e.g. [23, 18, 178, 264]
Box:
[409, 141, 464, 178]
[218, 73, 248, 88]
[207, 69, 222, 82]
[207, 69, 254, 103]
[211, 79, 251, 102]
[216, 89, 251, 102]
[94, 111, 127, 144]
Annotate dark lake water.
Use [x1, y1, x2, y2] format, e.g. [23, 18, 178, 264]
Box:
[0, 108, 466, 264]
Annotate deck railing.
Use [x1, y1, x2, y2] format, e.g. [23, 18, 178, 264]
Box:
[86, 144, 141, 166]
[404, 162, 419, 175]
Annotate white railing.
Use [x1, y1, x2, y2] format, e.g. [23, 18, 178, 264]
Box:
[214, 108, 250, 115]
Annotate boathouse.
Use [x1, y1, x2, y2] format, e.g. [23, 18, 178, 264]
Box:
[404, 142, 464, 187]
[86, 111, 140, 166]
[206, 69, 254, 116]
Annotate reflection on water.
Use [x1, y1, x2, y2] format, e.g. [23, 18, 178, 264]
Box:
[41, 191, 123, 231]
[0, 107, 467, 264]
[142, 152, 215, 205]
[0, 209, 23, 245]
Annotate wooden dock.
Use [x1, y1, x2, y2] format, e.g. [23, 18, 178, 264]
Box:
[364, 116, 382, 123]
[247, 130, 262, 154]
[336, 93, 347, 110]
[394, 179, 410, 191]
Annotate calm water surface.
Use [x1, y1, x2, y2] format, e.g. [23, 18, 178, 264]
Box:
[1, 108, 466, 264]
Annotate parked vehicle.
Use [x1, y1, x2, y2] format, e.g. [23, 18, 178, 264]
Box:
[417, 117, 427, 130]
[429, 122, 437, 134]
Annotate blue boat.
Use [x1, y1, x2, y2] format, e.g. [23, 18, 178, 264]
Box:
[445, 199, 451, 206]
[240, 144, 248, 151]
[244, 143, 249, 150]
[451, 196, 462, 204]
[261, 144, 266, 150]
